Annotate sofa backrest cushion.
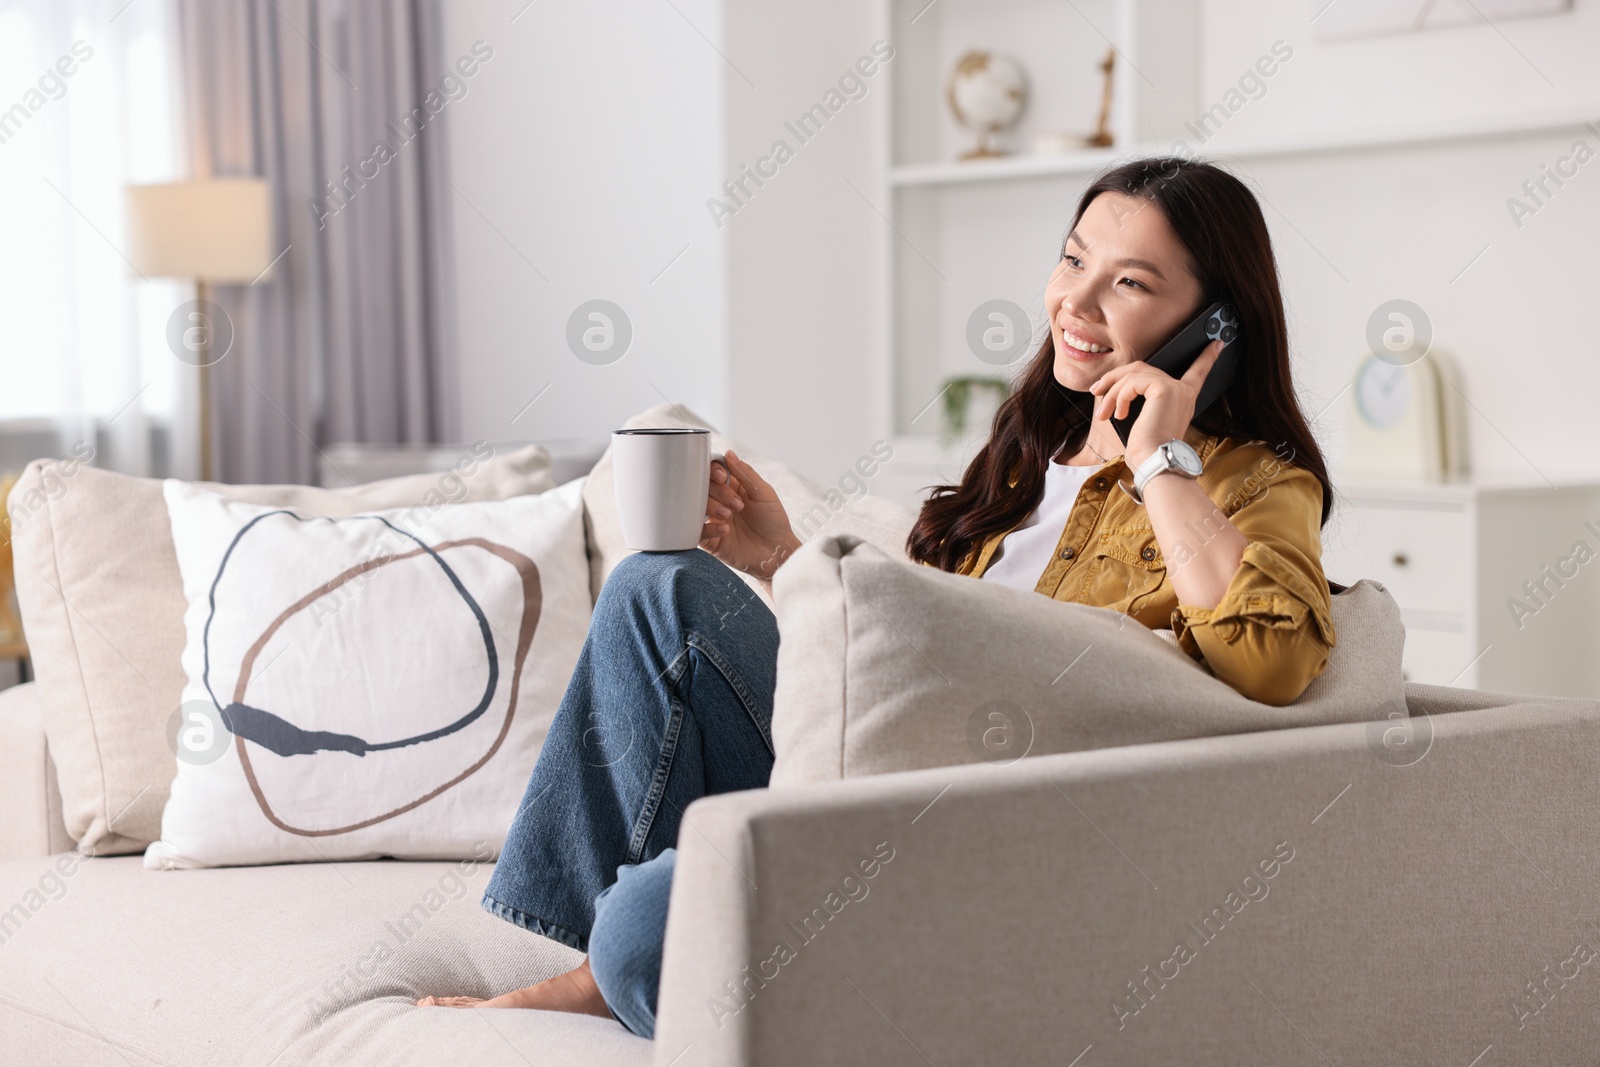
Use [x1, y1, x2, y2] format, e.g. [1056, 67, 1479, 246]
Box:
[580, 402, 918, 606]
[768, 533, 1409, 784]
[7, 445, 555, 855]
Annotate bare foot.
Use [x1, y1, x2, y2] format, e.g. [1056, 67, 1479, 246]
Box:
[416, 958, 611, 1019]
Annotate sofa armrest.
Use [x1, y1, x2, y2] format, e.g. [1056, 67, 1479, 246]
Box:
[0, 682, 75, 860]
[656, 696, 1600, 1066]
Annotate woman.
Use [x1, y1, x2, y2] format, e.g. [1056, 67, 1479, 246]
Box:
[417, 156, 1337, 1035]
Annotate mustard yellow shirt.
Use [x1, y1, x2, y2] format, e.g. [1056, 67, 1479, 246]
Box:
[926, 425, 1336, 706]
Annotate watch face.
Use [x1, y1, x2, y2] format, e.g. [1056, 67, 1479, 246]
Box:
[1169, 440, 1204, 475]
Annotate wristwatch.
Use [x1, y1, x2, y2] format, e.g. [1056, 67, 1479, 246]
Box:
[1128, 439, 1204, 504]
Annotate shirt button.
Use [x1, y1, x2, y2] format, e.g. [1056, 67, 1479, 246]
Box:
[1061, 546, 1075, 560]
[1141, 546, 1157, 561]
[1093, 478, 1108, 491]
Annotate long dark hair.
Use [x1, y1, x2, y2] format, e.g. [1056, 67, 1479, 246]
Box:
[906, 155, 1334, 574]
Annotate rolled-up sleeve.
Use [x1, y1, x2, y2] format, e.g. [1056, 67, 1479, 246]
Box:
[1169, 464, 1336, 706]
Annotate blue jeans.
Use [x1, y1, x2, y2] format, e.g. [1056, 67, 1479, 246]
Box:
[482, 548, 779, 1038]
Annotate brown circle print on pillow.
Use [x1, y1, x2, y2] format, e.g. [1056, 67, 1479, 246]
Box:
[203, 512, 543, 838]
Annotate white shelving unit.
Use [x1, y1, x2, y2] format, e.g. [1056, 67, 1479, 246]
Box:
[866, 1, 1600, 696]
[875, 0, 1202, 480]
[871, 0, 1600, 511]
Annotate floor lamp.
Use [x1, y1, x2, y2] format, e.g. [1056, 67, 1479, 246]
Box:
[125, 180, 274, 482]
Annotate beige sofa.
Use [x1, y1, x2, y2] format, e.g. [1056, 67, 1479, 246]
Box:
[3, 406, 1597, 1065]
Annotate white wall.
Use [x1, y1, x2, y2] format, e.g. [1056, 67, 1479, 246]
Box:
[719, 1, 882, 482]
[1190, 2, 1600, 481]
[1201, 0, 1599, 140]
[440, 0, 729, 449]
[441, 0, 883, 487]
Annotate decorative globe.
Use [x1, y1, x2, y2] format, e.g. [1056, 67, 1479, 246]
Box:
[946, 51, 1028, 159]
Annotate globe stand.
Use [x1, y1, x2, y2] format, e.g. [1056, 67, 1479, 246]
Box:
[959, 132, 1007, 161]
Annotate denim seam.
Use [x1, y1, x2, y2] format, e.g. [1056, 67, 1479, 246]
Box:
[625, 661, 687, 866]
[685, 628, 776, 757]
[480, 892, 589, 953]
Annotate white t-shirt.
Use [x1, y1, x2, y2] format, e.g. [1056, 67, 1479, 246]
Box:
[979, 457, 1101, 594]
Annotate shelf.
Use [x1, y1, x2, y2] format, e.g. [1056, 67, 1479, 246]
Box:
[889, 104, 1600, 189]
[889, 148, 1123, 187]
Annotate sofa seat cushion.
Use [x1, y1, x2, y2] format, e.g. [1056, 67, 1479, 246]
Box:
[0, 855, 649, 1066]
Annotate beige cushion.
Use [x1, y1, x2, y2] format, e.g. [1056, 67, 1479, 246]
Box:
[581, 402, 918, 606]
[768, 533, 1407, 784]
[0, 854, 648, 1066]
[8, 446, 556, 855]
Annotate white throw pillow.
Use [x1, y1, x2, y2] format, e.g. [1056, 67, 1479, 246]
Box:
[145, 478, 591, 868]
[8, 443, 558, 855]
[769, 533, 1407, 784]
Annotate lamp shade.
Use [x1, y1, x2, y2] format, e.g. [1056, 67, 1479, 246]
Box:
[124, 179, 274, 283]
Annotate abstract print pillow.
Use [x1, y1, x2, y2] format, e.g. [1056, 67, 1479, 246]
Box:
[144, 478, 592, 869]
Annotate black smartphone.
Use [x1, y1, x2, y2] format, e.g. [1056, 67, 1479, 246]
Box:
[1109, 300, 1243, 446]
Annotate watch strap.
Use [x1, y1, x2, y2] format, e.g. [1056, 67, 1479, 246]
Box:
[1130, 440, 1197, 504]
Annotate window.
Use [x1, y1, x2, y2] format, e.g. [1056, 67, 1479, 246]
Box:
[0, 0, 184, 473]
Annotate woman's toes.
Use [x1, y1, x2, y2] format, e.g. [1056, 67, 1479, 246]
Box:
[416, 995, 486, 1008]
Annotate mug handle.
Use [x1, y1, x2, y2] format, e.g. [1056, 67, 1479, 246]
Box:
[709, 450, 727, 475]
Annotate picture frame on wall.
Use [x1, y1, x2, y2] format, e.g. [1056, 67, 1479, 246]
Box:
[1311, 0, 1571, 42]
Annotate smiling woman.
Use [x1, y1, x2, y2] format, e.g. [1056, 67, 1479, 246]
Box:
[908, 155, 1338, 707]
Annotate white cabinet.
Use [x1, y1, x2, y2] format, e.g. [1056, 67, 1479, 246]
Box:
[1321, 479, 1600, 699]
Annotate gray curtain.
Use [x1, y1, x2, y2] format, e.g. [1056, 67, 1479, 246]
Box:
[178, 0, 458, 485]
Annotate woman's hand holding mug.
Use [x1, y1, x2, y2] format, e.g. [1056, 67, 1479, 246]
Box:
[701, 450, 801, 579]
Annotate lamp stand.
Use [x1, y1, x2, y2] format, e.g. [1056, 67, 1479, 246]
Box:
[197, 278, 213, 482]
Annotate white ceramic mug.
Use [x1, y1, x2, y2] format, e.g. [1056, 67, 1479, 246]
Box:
[612, 428, 726, 552]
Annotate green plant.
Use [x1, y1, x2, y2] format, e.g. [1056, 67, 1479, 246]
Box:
[939, 376, 1011, 445]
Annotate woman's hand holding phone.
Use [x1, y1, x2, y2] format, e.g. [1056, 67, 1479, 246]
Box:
[1088, 338, 1225, 468]
[700, 449, 802, 580]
